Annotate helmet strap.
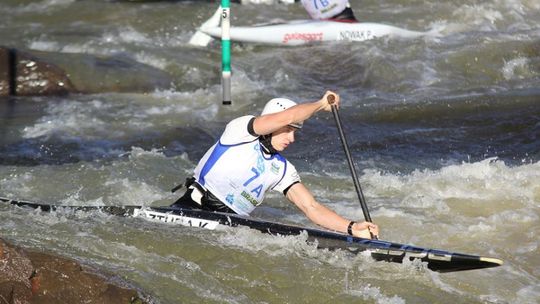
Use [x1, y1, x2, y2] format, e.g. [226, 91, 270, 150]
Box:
[259, 134, 278, 154]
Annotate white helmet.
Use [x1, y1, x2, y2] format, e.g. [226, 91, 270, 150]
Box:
[261, 98, 303, 129]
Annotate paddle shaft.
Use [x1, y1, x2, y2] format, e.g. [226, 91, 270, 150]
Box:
[328, 95, 373, 223]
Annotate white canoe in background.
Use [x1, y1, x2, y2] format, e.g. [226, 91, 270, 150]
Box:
[200, 20, 431, 46]
[188, 7, 435, 47]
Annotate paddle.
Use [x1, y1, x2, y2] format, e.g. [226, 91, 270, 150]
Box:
[188, 6, 222, 47]
[328, 94, 376, 238]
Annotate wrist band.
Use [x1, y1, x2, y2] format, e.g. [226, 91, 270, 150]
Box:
[347, 221, 355, 236]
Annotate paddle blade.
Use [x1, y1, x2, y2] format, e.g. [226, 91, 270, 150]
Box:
[188, 6, 222, 47]
[188, 31, 214, 47]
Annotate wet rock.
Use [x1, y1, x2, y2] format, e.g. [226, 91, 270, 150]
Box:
[0, 48, 13, 96]
[0, 240, 35, 304]
[0, 47, 75, 96]
[0, 239, 34, 287]
[0, 281, 32, 304]
[0, 46, 173, 96]
[0, 238, 149, 304]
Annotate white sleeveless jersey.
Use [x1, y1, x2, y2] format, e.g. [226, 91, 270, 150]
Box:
[300, 0, 348, 20]
[193, 115, 300, 216]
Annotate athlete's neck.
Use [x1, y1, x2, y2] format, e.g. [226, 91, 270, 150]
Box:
[259, 135, 278, 154]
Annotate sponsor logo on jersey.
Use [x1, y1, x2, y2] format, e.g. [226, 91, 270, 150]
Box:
[241, 190, 259, 206]
[256, 156, 265, 174]
[271, 162, 280, 174]
[320, 3, 338, 14]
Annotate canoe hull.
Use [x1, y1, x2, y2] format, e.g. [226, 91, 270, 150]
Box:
[200, 20, 429, 45]
[1, 196, 502, 272]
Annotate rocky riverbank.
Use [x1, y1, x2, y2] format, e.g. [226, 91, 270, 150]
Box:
[0, 44, 174, 302]
[0, 238, 149, 304]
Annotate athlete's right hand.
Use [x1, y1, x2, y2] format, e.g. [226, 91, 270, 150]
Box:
[352, 221, 379, 239]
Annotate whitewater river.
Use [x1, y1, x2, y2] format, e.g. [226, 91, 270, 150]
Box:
[1, 0, 539, 303]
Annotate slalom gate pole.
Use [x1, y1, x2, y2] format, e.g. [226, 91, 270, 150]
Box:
[221, 0, 231, 105]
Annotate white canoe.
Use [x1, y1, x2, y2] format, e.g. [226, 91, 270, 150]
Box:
[199, 19, 431, 46]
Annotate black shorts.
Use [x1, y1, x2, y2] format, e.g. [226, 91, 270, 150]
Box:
[171, 187, 236, 214]
[330, 7, 357, 22]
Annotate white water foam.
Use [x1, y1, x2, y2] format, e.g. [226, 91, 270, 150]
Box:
[19, 88, 227, 140]
[217, 227, 320, 256]
[22, 99, 112, 139]
[502, 57, 533, 80]
[347, 285, 405, 304]
[101, 26, 152, 45]
[364, 158, 539, 208]
[28, 40, 61, 52]
[11, 0, 74, 13]
[0, 146, 192, 206]
[134, 51, 169, 70]
[435, 0, 537, 35]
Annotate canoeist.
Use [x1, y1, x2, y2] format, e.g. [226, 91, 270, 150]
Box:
[300, 0, 357, 22]
[171, 91, 379, 239]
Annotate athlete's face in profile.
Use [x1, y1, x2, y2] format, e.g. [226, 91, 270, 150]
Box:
[270, 126, 297, 151]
